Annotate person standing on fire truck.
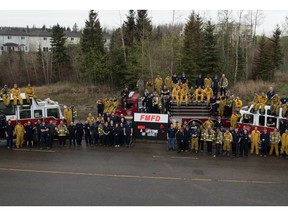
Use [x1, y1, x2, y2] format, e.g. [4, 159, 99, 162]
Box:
[250, 127, 261, 155]
[164, 74, 172, 92]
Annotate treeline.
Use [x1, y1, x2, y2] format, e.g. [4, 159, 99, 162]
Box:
[0, 10, 287, 89]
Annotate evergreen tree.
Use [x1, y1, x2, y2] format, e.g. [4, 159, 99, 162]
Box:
[50, 24, 70, 80]
[270, 25, 283, 71]
[181, 12, 203, 77]
[123, 10, 136, 47]
[72, 23, 79, 32]
[135, 10, 152, 42]
[80, 10, 107, 83]
[200, 21, 218, 76]
[253, 35, 273, 80]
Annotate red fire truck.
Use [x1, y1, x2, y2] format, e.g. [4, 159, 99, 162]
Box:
[237, 104, 288, 133]
[0, 93, 65, 126]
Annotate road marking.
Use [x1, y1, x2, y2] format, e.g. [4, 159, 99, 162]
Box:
[170, 156, 199, 160]
[218, 179, 279, 184]
[12, 149, 55, 153]
[0, 167, 280, 184]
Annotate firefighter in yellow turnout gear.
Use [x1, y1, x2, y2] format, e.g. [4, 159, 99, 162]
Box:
[164, 75, 172, 92]
[269, 128, 281, 157]
[24, 83, 36, 104]
[0, 85, 11, 106]
[154, 75, 163, 95]
[172, 85, 181, 106]
[11, 84, 23, 106]
[250, 127, 261, 155]
[254, 92, 267, 114]
[230, 112, 242, 130]
[195, 87, 204, 103]
[14, 122, 25, 148]
[280, 129, 288, 157]
[179, 84, 189, 106]
[203, 87, 213, 105]
[223, 129, 232, 156]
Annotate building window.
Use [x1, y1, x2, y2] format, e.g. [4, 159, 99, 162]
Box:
[43, 37, 47, 40]
[71, 37, 74, 41]
[8, 36, 12, 39]
[43, 47, 49, 52]
[25, 46, 28, 51]
[21, 36, 25, 40]
[1, 46, 3, 51]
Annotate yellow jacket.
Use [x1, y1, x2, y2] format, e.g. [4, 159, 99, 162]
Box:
[259, 96, 268, 104]
[154, 77, 163, 87]
[223, 132, 233, 144]
[230, 113, 241, 129]
[87, 116, 95, 125]
[234, 99, 243, 108]
[195, 88, 204, 95]
[204, 78, 212, 88]
[14, 124, 24, 136]
[172, 86, 180, 95]
[181, 87, 188, 96]
[164, 76, 172, 88]
[12, 88, 21, 97]
[203, 87, 213, 97]
[25, 87, 35, 96]
[203, 120, 214, 129]
[251, 130, 261, 144]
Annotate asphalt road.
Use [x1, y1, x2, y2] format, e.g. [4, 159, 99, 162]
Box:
[0, 140, 288, 206]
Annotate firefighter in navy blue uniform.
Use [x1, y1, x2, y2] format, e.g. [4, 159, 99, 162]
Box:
[0, 113, 6, 139]
[195, 74, 204, 88]
[24, 121, 34, 147]
[108, 121, 115, 147]
[75, 120, 84, 146]
[260, 128, 270, 157]
[47, 120, 56, 148]
[172, 74, 179, 89]
[40, 121, 49, 149]
[35, 119, 41, 146]
[124, 120, 133, 147]
[180, 73, 188, 86]
[183, 125, 191, 152]
[239, 129, 250, 157]
[210, 95, 218, 116]
[68, 122, 77, 147]
[83, 120, 92, 146]
[176, 127, 185, 153]
[119, 122, 125, 146]
[212, 75, 219, 97]
[5, 120, 14, 149]
[114, 123, 121, 147]
[97, 99, 104, 116]
[90, 119, 99, 145]
[231, 128, 241, 157]
[103, 122, 110, 146]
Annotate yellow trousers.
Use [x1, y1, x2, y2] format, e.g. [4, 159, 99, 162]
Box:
[191, 137, 198, 150]
[223, 141, 230, 151]
[251, 141, 259, 155]
[16, 134, 24, 148]
[13, 95, 23, 105]
[269, 143, 279, 157]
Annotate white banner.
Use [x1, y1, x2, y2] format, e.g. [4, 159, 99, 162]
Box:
[134, 113, 169, 123]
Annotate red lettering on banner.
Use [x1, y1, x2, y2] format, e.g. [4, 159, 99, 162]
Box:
[145, 115, 151, 121]
[151, 115, 156, 121]
[156, 116, 160, 122]
[140, 114, 145, 121]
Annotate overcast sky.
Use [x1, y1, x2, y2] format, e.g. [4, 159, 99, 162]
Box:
[0, 1, 288, 36]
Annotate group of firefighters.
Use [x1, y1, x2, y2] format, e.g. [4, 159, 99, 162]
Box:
[0, 83, 36, 106]
[168, 118, 288, 158]
[0, 111, 134, 150]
